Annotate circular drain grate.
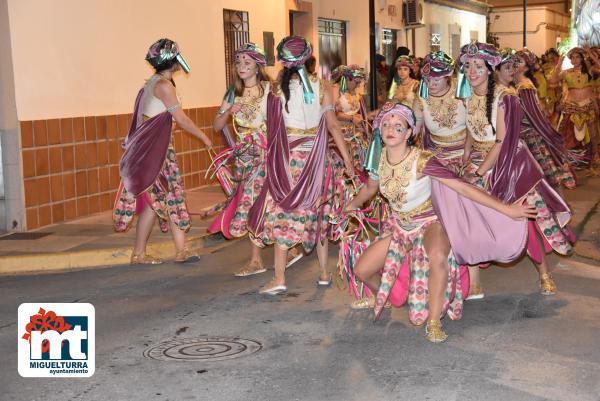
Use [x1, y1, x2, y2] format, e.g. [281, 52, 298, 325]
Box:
[143, 337, 262, 362]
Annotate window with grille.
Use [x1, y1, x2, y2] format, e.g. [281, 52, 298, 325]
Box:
[223, 9, 250, 87]
[430, 24, 441, 52]
[318, 18, 347, 79]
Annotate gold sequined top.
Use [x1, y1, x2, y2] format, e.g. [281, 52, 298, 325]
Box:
[417, 82, 466, 149]
[377, 147, 433, 217]
[391, 79, 419, 107]
[233, 82, 270, 136]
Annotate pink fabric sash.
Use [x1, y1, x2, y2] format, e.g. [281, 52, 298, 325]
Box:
[119, 88, 173, 196]
[248, 93, 328, 235]
[519, 87, 570, 166]
[425, 157, 528, 264]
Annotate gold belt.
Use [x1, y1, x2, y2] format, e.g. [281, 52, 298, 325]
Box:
[394, 199, 433, 223]
[430, 128, 466, 144]
[472, 140, 495, 153]
[287, 127, 318, 136]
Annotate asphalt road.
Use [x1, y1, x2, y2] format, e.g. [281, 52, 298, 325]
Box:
[1, 237, 599, 401]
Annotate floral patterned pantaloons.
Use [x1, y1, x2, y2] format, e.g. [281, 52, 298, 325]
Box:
[113, 146, 191, 233]
[229, 138, 267, 242]
[258, 147, 330, 252]
[373, 213, 465, 325]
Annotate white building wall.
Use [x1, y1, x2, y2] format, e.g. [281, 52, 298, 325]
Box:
[7, 0, 287, 121]
[417, 2, 487, 58]
[489, 6, 569, 55]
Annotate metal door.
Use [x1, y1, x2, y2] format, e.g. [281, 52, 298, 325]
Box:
[318, 19, 347, 80]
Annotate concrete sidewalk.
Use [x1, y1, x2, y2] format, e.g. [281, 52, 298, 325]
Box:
[0, 185, 227, 274]
[1, 175, 599, 276]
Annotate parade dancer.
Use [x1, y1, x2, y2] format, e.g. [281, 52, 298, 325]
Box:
[387, 55, 419, 106]
[331, 65, 369, 174]
[114, 38, 212, 264]
[211, 43, 272, 277]
[541, 49, 562, 122]
[248, 36, 353, 295]
[514, 48, 577, 190]
[414, 51, 466, 170]
[458, 42, 573, 296]
[551, 47, 600, 174]
[346, 102, 536, 342]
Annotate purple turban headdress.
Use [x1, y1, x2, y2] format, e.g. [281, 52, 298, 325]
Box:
[498, 47, 519, 67]
[373, 101, 416, 130]
[364, 102, 416, 174]
[146, 38, 190, 73]
[394, 55, 417, 71]
[331, 64, 366, 94]
[235, 42, 267, 66]
[456, 41, 501, 99]
[277, 36, 314, 103]
[418, 51, 455, 99]
[516, 48, 539, 73]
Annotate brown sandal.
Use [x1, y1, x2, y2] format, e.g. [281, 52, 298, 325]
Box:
[174, 249, 201, 263]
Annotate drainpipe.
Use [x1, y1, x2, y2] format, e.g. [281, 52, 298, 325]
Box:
[369, 0, 377, 110]
[523, 0, 527, 47]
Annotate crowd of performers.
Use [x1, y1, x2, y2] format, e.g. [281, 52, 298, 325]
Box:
[113, 35, 600, 343]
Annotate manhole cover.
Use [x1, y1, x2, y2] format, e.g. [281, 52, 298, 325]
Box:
[143, 337, 262, 361]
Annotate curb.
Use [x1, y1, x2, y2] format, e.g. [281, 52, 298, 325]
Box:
[0, 193, 227, 275]
[0, 234, 213, 276]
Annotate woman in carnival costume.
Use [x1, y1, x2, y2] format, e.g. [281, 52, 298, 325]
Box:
[346, 102, 536, 342]
[458, 42, 574, 297]
[540, 48, 562, 123]
[512, 48, 577, 190]
[551, 47, 600, 173]
[247, 36, 353, 295]
[211, 43, 272, 277]
[114, 38, 213, 264]
[413, 51, 466, 170]
[331, 64, 369, 174]
[387, 55, 420, 106]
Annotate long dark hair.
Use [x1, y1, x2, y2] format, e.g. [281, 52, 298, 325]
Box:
[570, 50, 593, 81]
[524, 69, 538, 87]
[486, 63, 496, 134]
[280, 66, 299, 113]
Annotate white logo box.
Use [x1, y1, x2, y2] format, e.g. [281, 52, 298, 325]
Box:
[18, 303, 95, 378]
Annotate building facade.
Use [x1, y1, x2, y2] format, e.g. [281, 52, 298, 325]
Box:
[0, 0, 489, 231]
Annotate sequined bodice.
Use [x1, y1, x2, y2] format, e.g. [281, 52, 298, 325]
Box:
[421, 83, 466, 147]
[233, 82, 269, 132]
[378, 148, 431, 214]
[392, 79, 419, 106]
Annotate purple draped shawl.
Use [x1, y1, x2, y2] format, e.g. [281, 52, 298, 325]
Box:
[119, 87, 173, 196]
[430, 93, 572, 264]
[518, 87, 569, 166]
[424, 158, 528, 265]
[487, 94, 570, 220]
[248, 92, 328, 233]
